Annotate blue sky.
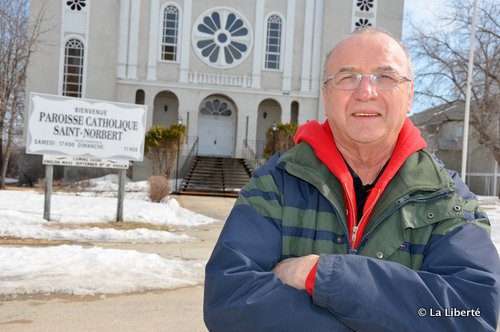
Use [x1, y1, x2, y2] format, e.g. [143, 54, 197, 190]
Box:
[402, 0, 449, 114]
[402, 0, 447, 39]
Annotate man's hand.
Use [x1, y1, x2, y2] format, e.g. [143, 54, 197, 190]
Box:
[272, 254, 319, 290]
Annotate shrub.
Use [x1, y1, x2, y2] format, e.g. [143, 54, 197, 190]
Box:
[263, 123, 298, 159]
[148, 175, 169, 202]
[145, 124, 186, 178]
[18, 149, 44, 186]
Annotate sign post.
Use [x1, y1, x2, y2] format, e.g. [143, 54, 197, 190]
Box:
[26, 93, 147, 221]
[117, 169, 126, 222]
[43, 165, 53, 221]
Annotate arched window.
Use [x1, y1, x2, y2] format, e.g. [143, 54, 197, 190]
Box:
[161, 5, 179, 61]
[200, 99, 232, 116]
[291, 101, 299, 124]
[135, 89, 145, 104]
[62, 39, 84, 97]
[264, 15, 282, 70]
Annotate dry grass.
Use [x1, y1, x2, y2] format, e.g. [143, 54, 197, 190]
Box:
[44, 221, 176, 232]
[0, 221, 177, 247]
[35, 178, 69, 192]
[0, 237, 79, 246]
[148, 176, 169, 202]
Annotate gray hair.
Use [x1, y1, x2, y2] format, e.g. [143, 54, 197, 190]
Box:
[322, 27, 414, 84]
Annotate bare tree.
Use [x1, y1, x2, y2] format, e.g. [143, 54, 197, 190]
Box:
[407, 0, 500, 167]
[0, 0, 44, 187]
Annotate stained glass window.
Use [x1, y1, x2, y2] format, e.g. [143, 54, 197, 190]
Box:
[200, 99, 232, 116]
[193, 8, 252, 68]
[264, 15, 282, 70]
[356, 0, 374, 12]
[62, 39, 84, 98]
[355, 18, 372, 29]
[66, 0, 86, 11]
[161, 5, 179, 61]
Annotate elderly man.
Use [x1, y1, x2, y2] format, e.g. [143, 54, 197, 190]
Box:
[204, 28, 500, 331]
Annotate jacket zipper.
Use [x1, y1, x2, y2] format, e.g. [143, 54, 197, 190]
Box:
[353, 188, 382, 248]
[357, 191, 452, 249]
[342, 182, 357, 244]
[351, 226, 358, 247]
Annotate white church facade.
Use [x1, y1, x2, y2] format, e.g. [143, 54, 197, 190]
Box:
[26, 0, 404, 180]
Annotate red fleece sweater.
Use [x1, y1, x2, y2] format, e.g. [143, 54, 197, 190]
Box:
[294, 118, 427, 294]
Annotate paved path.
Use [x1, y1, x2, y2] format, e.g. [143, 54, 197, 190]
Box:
[0, 195, 236, 332]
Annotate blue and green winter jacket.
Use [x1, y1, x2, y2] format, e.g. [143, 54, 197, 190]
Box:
[204, 120, 500, 332]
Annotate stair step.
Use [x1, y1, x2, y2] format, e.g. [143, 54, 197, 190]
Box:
[178, 155, 252, 195]
[177, 191, 239, 198]
[187, 174, 249, 180]
[184, 182, 248, 187]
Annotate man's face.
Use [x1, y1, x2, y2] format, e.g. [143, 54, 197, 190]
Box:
[322, 32, 414, 150]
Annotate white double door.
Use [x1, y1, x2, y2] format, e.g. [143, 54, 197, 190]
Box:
[197, 114, 235, 156]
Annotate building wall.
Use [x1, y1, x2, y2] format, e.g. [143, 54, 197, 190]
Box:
[26, 0, 62, 97]
[86, 1, 120, 100]
[377, 0, 405, 39]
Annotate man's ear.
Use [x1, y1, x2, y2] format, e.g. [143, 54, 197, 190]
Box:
[322, 84, 329, 103]
[321, 85, 329, 116]
[406, 81, 414, 114]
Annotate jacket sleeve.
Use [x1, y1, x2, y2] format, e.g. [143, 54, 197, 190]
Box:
[203, 159, 352, 332]
[311, 223, 500, 332]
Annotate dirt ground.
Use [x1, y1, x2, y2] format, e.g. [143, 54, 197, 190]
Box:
[0, 195, 235, 332]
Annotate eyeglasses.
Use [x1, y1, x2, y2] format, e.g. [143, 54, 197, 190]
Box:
[323, 71, 413, 90]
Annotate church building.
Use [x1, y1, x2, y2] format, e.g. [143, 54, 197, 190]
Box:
[26, 0, 404, 180]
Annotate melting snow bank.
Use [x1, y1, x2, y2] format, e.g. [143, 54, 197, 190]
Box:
[0, 219, 192, 243]
[0, 190, 215, 226]
[0, 189, 215, 244]
[0, 245, 204, 296]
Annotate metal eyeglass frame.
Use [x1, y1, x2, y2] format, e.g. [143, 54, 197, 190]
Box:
[323, 72, 413, 90]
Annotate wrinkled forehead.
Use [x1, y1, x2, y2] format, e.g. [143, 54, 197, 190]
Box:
[328, 32, 410, 75]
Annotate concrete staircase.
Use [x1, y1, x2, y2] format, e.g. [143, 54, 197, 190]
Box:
[179, 156, 252, 197]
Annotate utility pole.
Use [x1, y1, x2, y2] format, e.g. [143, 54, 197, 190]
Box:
[460, 0, 479, 181]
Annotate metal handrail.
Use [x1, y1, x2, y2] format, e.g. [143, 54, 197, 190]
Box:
[179, 136, 199, 180]
[242, 139, 265, 173]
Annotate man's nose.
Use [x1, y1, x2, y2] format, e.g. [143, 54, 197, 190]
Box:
[354, 75, 378, 100]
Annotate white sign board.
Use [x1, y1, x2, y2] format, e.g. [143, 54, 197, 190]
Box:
[26, 93, 147, 161]
[43, 155, 129, 169]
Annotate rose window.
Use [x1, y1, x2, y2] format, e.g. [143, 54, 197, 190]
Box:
[192, 8, 253, 69]
[66, 0, 86, 11]
[356, 0, 374, 12]
[355, 18, 372, 29]
[200, 99, 232, 116]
